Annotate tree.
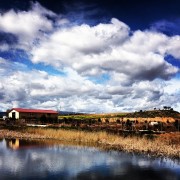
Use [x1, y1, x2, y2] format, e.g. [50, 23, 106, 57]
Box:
[98, 118, 102, 124]
[174, 120, 179, 131]
[163, 106, 167, 110]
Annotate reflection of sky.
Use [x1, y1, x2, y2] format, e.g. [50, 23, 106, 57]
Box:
[0, 140, 180, 179]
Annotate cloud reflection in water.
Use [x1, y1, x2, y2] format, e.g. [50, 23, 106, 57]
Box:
[0, 139, 179, 179]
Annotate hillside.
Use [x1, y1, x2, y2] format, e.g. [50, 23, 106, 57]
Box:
[125, 109, 179, 118]
[58, 109, 180, 125]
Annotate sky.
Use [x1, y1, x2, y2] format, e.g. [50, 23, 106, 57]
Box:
[0, 0, 180, 113]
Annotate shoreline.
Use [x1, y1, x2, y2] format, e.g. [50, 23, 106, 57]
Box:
[0, 128, 180, 160]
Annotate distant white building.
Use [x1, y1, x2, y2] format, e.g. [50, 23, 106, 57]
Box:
[3, 116, 7, 120]
[8, 108, 58, 121]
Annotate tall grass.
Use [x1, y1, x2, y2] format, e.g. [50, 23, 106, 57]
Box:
[22, 128, 116, 143]
[22, 127, 180, 159]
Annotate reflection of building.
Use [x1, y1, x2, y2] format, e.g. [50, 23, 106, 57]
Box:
[7, 139, 20, 150]
[8, 108, 58, 121]
[6, 139, 50, 150]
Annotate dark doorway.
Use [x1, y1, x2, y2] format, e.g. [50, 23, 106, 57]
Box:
[12, 112, 16, 119]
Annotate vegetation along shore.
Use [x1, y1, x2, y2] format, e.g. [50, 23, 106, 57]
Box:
[0, 108, 180, 159]
[0, 127, 179, 159]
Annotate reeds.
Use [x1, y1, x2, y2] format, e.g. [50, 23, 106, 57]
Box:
[22, 128, 116, 143]
[22, 127, 180, 159]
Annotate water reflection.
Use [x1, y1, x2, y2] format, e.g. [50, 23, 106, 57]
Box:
[0, 139, 179, 179]
[6, 139, 19, 149]
[6, 138, 51, 150]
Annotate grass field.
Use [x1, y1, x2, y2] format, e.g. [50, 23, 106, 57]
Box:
[58, 112, 128, 120]
[58, 110, 179, 124]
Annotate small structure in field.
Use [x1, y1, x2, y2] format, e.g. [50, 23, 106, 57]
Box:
[8, 108, 58, 122]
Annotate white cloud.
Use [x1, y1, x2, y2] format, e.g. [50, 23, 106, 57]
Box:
[0, 59, 179, 112]
[0, 3, 180, 113]
[0, 3, 54, 50]
[122, 30, 169, 55]
[167, 36, 180, 59]
[31, 18, 179, 82]
[0, 60, 104, 112]
[164, 78, 180, 94]
[31, 18, 130, 73]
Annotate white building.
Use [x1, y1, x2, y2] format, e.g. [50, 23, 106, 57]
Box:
[8, 108, 58, 121]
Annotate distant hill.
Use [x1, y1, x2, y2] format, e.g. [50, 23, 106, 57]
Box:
[58, 111, 85, 115]
[125, 109, 179, 118]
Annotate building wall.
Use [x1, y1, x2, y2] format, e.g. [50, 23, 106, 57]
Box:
[9, 110, 58, 121]
[19, 112, 58, 120]
[8, 110, 20, 119]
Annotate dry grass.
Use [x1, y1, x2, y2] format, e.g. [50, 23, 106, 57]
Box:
[1, 127, 179, 158]
[22, 128, 115, 143]
[21, 127, 180, 159]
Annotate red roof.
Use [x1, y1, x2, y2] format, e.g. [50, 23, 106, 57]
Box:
[11, 108, 58, 114]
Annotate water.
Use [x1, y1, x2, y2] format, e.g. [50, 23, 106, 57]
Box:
[0, 138, 180, 180]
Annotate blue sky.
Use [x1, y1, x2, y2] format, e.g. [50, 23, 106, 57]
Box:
[0, 0, 180, 113]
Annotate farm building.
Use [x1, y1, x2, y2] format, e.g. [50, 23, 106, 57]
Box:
[8, 108, 58, 121]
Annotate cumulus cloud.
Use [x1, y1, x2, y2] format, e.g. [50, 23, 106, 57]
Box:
[0, 60, 104, 112]
[166, 36, 180, 59]
[0, 3, 180, 112]
[31, 18, 179, 83]
[31, 18, 130, 67]
[0, 2, 54, 50]
[0, 59, 179, 112]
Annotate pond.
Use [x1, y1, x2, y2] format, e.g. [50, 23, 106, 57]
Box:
[0, 138, 180, 180]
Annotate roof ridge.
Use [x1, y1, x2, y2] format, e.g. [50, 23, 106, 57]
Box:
[10, 108, 58, 114]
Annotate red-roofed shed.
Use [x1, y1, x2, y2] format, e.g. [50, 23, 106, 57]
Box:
[8, 108, 58, 121]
